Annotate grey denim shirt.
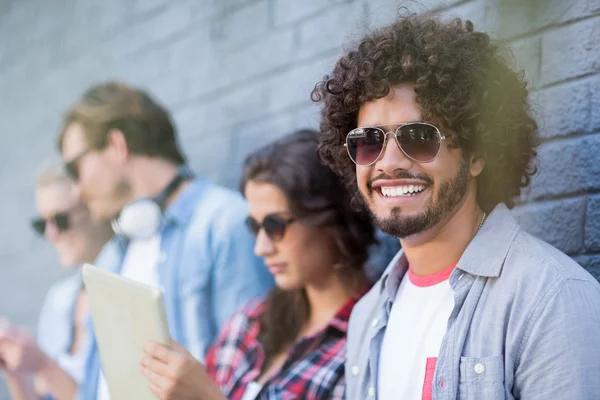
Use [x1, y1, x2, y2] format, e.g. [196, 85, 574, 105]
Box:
[345, 204, 600, 400]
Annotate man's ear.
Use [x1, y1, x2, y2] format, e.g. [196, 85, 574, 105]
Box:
[106, 129, 129, 163]
[470, 153, 485, 177]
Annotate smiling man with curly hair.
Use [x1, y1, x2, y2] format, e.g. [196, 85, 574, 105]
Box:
[313, 13, 600, 400]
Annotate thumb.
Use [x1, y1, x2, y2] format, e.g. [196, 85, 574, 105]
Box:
[169, 339, 187, 354]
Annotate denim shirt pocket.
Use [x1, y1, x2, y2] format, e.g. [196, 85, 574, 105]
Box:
[458, 356, 505, 400]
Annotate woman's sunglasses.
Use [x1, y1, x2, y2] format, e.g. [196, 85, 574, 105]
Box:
[30, 205, 84, 236]
[246, 214, 296, 242]
[344, 122, 446, 166]
[31, 212, 71, 236]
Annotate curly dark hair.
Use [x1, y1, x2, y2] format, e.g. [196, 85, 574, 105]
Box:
[312, 13, 540, 213]
[240, 129, 376, 367]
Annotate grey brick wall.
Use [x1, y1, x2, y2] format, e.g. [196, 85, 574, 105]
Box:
[0, 0, 598, 396]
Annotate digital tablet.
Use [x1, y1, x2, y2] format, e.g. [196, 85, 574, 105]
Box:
[82, 264, 170, 400]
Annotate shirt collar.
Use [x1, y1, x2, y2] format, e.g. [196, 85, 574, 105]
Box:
[455, 203, 520, 278]
[379, 249, 408, 303]
[378, 203, 521, 297]
[328, 284, 372, 334]
[162, 177, 208, 227]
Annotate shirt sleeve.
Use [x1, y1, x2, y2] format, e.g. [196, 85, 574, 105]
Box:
[209, 203, 274, 335]
[513, 278, 600, 399]
[179, 197, 273, 361]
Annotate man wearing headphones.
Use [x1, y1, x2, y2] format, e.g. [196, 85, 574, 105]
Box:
[20, 81, 274, 400]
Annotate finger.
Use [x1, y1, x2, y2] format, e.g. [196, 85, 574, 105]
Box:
[147, 380, 165, 400]
[144, 342, 178, 363]
[140, 355, 176, 379]
[142, 367, 168, 398]
[169, 340, 187, 354]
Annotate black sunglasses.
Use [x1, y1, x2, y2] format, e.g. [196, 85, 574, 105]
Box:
[31, 212, 71, 236]
[345, 122, 446, 166]
[246, 214, 296, 242]
[64, 149, 90, 181]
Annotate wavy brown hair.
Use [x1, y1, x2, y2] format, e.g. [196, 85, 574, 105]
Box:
[240, 129, 376, 364]
[312, 13, 540, 213]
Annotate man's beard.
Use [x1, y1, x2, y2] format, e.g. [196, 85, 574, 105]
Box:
[366, 156, 470, 239]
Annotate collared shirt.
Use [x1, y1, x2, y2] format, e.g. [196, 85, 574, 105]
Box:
[345, 204, 600, 400]
[205, 293, 363, 400]
[37, 272, 89, 385]
[76, 176, 275, 400]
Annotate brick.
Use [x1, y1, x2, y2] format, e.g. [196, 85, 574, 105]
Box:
[529, 134, 600, 200]
[181, 81, 270, 136]
[509, 36, 542, 89]
[540, 18, 600, 87]
[296, 2, 366, 60]
[180, 131, 235, 185]
[189, 28, 296, 98]
[512, 197, 587, 255]
[210, 1, 270, 49]
[486, 0, 594, 39]
[291, 104, 321, 130]
[589, 77, 600, 131]
[535, 79, 590, 139]
[231, 114, 294, 176]
[273, 0, 340, 27]
[585, 195, 600, 251]
[130, 0, 170, 15]
[574, 254, 600, 281]
[367, 0, 466, 27]
[441, 0, 487, 31]
[266, 54, 337, 115]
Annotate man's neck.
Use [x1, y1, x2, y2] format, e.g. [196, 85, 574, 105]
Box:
[399, 192, 484, 277]
[127, 158, 184, 207]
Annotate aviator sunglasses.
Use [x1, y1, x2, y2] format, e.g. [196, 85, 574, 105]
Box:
[246, 213, 296, 242]
[344, 122, 446, 166]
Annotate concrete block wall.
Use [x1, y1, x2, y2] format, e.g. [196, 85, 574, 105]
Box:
[0, 0, 598, 396]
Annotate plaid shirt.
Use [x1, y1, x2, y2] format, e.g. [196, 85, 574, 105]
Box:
[205, 293, 364, 400]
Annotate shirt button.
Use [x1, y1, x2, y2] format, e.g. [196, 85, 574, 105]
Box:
[371, 318, 379, 328]
[368, 386, 375, 397]
[474, 363, 485, 374]
[351, 366, 360, 376]
[438, 378, 446, 389]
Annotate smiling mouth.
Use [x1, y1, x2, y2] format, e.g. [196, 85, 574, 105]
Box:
[378, 184, 427, 197]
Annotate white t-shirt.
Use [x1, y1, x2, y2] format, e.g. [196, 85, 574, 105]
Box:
[97, 235, 162, 400]
[378, 264, 456, 400]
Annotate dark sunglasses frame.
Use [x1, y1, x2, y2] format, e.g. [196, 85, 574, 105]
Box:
[344, 122, 447, 166]
[246, 213, 296, 242]
[31, 212, 71, 236]
[64, 149, 90, 181]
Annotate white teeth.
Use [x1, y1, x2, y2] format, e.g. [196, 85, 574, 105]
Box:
[380, 185, 426, 197]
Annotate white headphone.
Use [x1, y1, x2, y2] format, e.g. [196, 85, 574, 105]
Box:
[111, 169, 193, 239]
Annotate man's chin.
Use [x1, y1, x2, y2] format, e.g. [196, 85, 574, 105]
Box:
[371, 211, 435, 239]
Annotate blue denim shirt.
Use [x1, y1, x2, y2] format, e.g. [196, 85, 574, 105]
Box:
[76, 177, 274, 400]
[346, 204, 600, 399]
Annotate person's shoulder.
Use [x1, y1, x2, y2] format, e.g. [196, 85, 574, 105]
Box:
[192, 179, 246, 210]
[217, 298, 264, 340]
[509, 229, 599, 286]
[187, 179, 248, 225]
[43, 271, 82, 310]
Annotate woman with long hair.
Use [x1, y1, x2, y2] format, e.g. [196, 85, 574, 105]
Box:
[141, 129, 376, 399]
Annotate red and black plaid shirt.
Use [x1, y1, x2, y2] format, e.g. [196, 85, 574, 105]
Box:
[205, 293, 364, 399]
